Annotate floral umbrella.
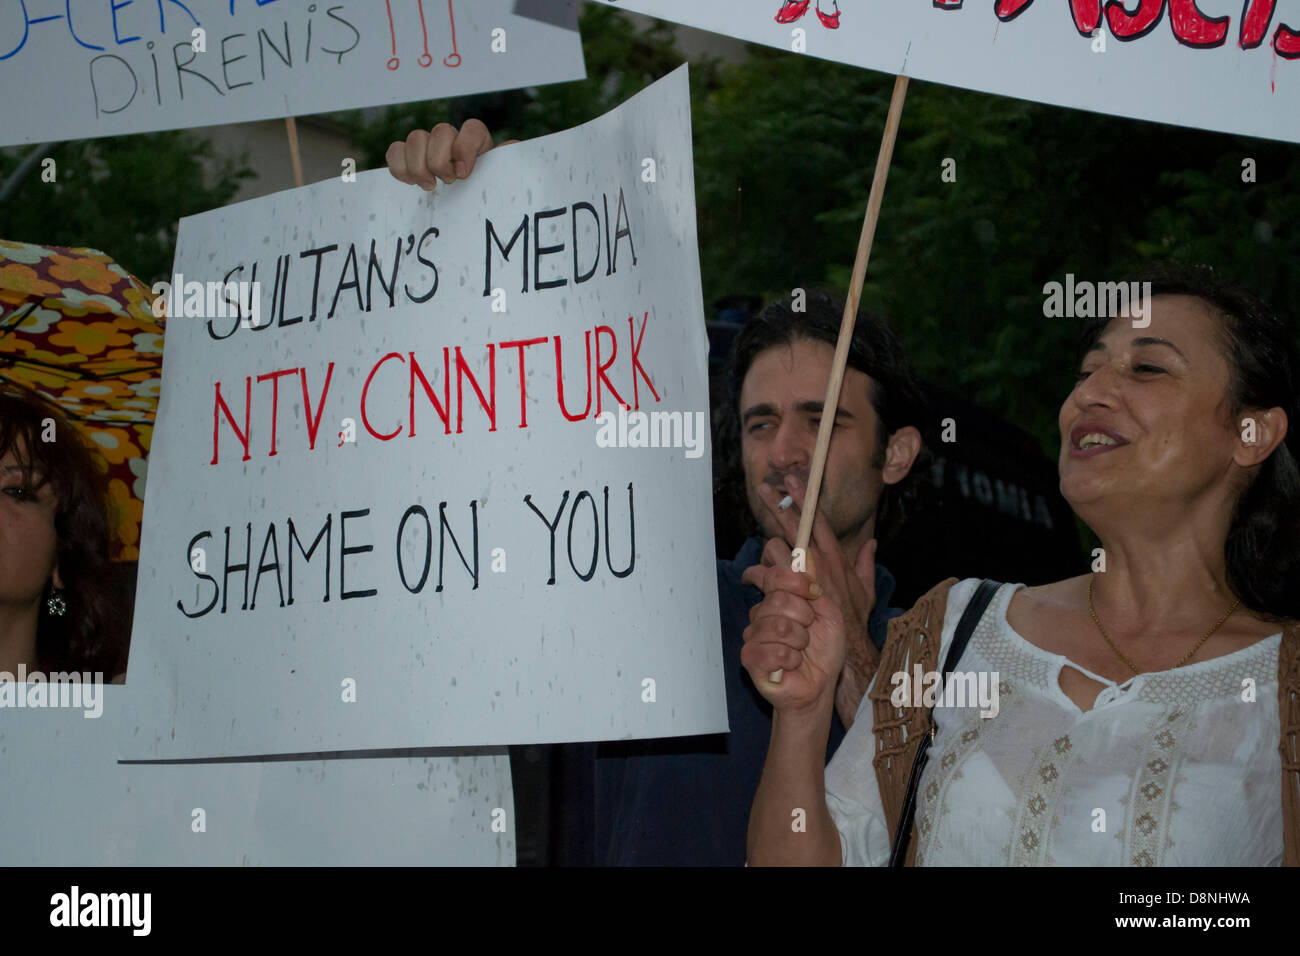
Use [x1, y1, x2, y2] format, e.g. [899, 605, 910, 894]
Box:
[0, 240, 165, 562]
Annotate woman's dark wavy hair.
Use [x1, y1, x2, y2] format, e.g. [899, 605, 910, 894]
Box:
[0, 383, 126, 674]
[1078, 262, 1300, 622]
[715, 289, 928, 546]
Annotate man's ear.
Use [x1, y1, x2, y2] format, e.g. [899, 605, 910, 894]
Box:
[1234, 407, 1288, 468]
[881, 426, 922, 486]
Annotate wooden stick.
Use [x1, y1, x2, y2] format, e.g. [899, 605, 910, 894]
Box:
[769, 74, 909, 685]
[285, 117, 305, 188]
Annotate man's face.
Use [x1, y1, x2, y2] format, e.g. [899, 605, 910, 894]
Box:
[738, 338, 884, 547]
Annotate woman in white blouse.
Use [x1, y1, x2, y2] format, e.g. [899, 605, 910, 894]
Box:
[740, 266, 1300, 865]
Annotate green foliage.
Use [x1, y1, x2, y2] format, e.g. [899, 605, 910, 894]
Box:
[693, 64, 1299, 451]
[0, 133, 252, 286]
[339, 5, 711, 169]
[692, 50, 890, 308]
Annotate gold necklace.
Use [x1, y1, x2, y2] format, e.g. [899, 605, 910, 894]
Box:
[1087, 576, 1240, 675]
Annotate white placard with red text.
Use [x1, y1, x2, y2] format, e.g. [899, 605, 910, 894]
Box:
[122, 66, 726, 758]
[596, 0, 1299, 143]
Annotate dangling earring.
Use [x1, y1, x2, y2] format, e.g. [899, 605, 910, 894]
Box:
[46, 588, 68, 617]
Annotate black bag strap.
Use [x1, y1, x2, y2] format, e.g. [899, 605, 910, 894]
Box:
[888, 578, 1002, 867]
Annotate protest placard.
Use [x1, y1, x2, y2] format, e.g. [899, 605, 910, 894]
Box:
[121, 65, 727, 759]
[595, 0, 1299, 144]
[0, 0, 584, 146]
[0, 687, 513, 864]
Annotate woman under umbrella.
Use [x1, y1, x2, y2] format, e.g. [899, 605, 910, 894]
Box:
[1, 383, 128, 679]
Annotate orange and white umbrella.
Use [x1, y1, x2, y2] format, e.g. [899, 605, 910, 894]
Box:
[0, 239, 165, 561]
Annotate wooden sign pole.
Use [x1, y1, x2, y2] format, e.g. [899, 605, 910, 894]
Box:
[770, 74, 910, 684]
[285, 117, 305, 188]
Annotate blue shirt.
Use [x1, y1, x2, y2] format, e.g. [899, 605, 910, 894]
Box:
[591, 536, 903, 866]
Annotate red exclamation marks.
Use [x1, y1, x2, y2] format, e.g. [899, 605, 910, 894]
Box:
[385, 0, 400, 69]
[385, 1, 459, 70]
[444, 0, 462, 68]
[418, 0, 433, 67]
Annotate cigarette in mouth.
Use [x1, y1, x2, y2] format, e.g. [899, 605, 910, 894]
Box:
[778, 495, 794, 511]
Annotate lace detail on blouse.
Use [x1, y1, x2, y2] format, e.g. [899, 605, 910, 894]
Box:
[827, 579, 1284, 866]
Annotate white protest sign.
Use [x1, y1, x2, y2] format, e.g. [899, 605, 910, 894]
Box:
[0, 0, 584, 146]
[0, 687, 513, 864]
[595, 0, 1299, 144]
[121, 65, 726, 759]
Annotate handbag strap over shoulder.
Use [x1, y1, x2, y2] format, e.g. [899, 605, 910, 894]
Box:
[888, 578, 1002, 867]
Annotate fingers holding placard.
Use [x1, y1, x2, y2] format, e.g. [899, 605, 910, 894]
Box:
[387, 120, 498, 191]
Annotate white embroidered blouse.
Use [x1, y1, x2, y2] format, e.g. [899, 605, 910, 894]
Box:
[825, 578, 1284, 866]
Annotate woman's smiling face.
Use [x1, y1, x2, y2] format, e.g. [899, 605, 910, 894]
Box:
[1058, 294, 1244, 516]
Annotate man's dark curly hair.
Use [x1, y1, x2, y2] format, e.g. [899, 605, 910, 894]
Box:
[0, 383, 127, 675]
[714, 289, 928, 545]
